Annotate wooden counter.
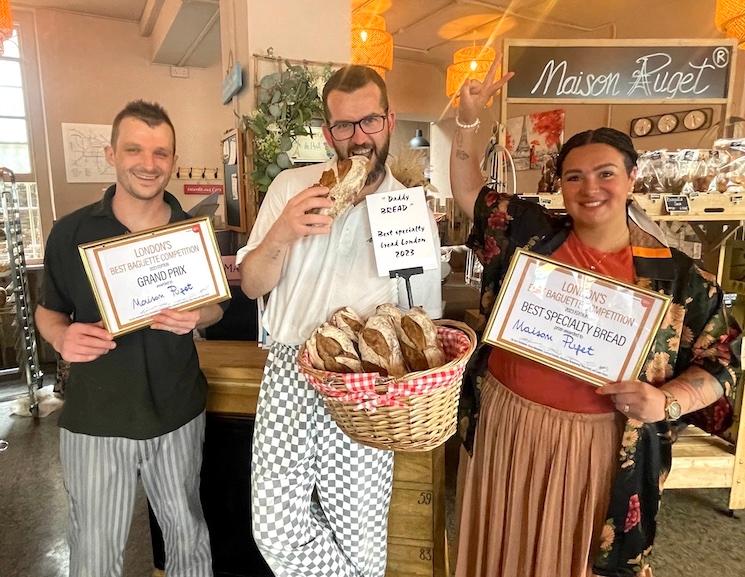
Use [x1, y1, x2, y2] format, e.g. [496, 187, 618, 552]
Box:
[196, 340, 268, 415]
[196, 340, 449, 577]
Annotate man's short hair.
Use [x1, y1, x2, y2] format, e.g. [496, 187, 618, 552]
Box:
[322, 65, 389, 121]
[111, 100, 176, 152]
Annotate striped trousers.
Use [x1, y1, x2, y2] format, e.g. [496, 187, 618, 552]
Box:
[59, 412, 212, 577]
[251, 343, 394, 577]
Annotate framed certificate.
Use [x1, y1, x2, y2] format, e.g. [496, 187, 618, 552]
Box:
[79, 217, 231, 336]
[483, 249, 671, 386]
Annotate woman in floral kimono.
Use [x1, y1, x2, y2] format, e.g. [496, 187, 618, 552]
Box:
[451, 63, 741, 577]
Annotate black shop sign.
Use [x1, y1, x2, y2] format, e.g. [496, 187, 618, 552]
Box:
[507, 43, 733, 102]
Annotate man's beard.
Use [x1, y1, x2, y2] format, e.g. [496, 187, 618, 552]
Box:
[335, 138, 390, 186]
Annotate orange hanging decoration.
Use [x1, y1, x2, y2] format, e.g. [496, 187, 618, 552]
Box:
[0, 0, 13, 57]
[351, 12, 393, 78]
[715, 0, 745, 48]
[445, 45, 498, 106]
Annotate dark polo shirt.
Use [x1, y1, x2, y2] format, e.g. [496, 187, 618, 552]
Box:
[40, 186, 207, 439]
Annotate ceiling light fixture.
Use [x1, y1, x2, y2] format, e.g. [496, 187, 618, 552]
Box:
[409, 129, 430, 149]
[445, 45, 497, 104]
[716, 0, 745, 48]
[351, 12, 393, 78]
[0, 0, 13, 56]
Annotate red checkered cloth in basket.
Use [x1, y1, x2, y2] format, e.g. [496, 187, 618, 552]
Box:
[299, 326, 471, 411]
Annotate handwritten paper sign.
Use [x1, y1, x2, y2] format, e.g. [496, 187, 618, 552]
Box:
[79, 217, 231, 336]
[484, 250, 670, 386]
[366, 186, 438, 277]
[506, 41, 734, 102]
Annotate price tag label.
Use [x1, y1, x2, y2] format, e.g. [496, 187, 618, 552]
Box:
[366, 186, 438, 277]
[664, 195, 690, 215]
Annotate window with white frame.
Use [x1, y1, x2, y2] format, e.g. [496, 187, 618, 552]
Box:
[0, 27, 43, 260]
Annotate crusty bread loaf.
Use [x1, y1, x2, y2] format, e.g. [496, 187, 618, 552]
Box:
[315, 156, 369, 218]
[305, 304, 444, 376]
[306, 324, 363, 373]
[358, 315, 407, 377]
[329, 306, 365, 343]
[396, 307, 445, 372]
[375, 303, 404, 323]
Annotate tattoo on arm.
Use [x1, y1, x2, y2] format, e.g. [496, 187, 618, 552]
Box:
[454, 130, 469, 160]
[667, 368, 724, 413]
[270, 249, 282, 261]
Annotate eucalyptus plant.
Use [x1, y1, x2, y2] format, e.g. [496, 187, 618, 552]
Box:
[241, 61, 331, 197]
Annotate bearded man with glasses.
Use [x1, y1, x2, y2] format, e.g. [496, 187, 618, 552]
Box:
[238, 65, 442, 577]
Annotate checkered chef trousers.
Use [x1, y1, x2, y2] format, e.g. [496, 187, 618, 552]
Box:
[251, 342, 394, 577]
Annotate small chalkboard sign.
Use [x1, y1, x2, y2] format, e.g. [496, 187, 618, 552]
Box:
[519, 195, 540, 204]
[664, 195, 690, 215]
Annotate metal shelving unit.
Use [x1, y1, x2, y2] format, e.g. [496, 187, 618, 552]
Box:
[0, 167, 43, 417]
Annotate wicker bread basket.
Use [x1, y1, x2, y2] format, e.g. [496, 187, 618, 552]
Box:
[299, 319, 477, 452]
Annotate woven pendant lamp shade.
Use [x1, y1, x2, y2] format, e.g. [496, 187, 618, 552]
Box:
[716, 0, 745, 47]
[446, 46, 497, 103]
[0, 0, 13, 56]
[351, 12, 393, 78]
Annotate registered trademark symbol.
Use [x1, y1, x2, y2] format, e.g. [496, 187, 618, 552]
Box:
[713, 47, 730, 68]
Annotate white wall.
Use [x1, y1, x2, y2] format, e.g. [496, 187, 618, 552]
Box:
[386, 59, 449, 122]
[32, 8, 233, 220]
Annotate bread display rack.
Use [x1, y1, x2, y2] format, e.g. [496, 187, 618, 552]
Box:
[517, 190, 745, 218]
[0, 167, 43, 417]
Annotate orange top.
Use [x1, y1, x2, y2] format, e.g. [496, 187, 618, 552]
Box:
[489, 232, 635, 413]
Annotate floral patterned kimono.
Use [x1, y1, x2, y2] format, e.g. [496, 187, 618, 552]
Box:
[459, 189, 741, 576]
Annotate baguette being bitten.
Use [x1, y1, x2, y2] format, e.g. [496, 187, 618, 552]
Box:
[314, 155, 369, 218]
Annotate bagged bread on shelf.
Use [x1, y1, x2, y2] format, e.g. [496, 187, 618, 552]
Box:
[329, 306, 365, 343]
[397, 307, 446, 372]
[358, 314, 408, 377]
[306, 324, 363, 373]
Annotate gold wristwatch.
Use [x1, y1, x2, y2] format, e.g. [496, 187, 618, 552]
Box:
[662, 390, 682, 421]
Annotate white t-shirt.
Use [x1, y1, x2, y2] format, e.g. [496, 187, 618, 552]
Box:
[236, 160, 443, 346]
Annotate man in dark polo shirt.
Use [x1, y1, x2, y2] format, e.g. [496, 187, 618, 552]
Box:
[35, 100, 221, 577]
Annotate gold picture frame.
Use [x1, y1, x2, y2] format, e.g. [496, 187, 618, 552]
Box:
[78, 217, 231, 337]
[483, 249, 671, 386]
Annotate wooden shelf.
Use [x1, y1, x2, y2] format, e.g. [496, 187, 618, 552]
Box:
[666, 427, 736, 489]
[650, 214, 745, 222]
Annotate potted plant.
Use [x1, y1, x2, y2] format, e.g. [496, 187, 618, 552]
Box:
[241, 61, 331, 200]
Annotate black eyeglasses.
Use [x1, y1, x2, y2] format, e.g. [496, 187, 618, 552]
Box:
[328, 114, 388, 141]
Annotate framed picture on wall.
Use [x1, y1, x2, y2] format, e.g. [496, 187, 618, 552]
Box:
[505, 109, 565, 171]
[222, 128, 248, 232]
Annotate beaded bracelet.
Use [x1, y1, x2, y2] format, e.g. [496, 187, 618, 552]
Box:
[455, 116, 480, 130]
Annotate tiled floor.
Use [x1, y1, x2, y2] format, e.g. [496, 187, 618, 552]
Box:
[0, 386, 153, 577]
[2, 384, 745, 577]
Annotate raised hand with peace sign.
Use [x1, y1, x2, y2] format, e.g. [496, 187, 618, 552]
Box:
[449, 57, 513, 218]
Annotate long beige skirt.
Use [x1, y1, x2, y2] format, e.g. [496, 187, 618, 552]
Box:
[455, 374, 624, 577]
